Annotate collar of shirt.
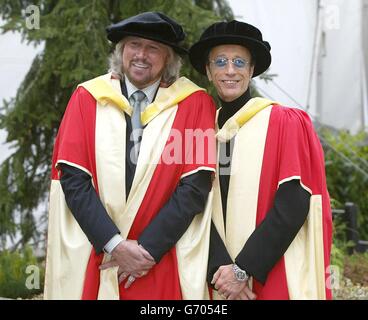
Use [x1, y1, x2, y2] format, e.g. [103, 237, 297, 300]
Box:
[124, 76, 161, 106]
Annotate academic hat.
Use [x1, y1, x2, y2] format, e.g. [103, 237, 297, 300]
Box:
[106, 11, 187, 55]
[189, 20, 271, 77]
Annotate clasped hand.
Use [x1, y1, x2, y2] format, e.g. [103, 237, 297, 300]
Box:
[212, 264, 256, 300]
[99, 239, 155, 288]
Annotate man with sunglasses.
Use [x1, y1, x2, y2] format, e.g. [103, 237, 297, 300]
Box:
[189, 20, 333, 300]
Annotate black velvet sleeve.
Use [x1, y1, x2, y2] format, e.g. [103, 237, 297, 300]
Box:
[138, 170, 212, 263]
[207, 180, 311, 286]
[207, 221, 233, 285]
[235, 179, 311, 284]
[59, 164, 120, 254]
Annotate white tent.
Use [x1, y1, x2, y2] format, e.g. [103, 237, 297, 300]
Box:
[0, 24, 42, 163]
[229, 0, 368, 133]
[1, 0, 367, 160]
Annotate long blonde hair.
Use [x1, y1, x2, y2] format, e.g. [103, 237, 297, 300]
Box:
[108, 39, 182, 86]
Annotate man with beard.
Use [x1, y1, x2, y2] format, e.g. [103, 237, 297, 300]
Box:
[44, 12, 216, 300]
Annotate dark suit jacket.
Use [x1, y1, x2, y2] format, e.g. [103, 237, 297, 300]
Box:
[60, 79, 212, 260]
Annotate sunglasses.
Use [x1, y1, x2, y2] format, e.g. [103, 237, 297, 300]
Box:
[209, 57, 249, 69]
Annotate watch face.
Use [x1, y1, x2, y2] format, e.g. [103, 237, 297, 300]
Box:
[236, 270, 246, 281]
[233, 264, 248, 282]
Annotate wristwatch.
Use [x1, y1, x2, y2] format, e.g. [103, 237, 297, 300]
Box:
[232, 264, 249, 282]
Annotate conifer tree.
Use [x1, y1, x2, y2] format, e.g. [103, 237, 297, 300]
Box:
[0, 0, 233, 249]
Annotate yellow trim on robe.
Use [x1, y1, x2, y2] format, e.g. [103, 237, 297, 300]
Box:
[79, 74, 204, 127]
[212, 100, 327, 300]
[96, 100, 179, 299]
[212, 104, 274, 300]
[216, 97, 276, 143]
[141, 77, 205, 125]
[44, 180, 92, 299]
[284, 194, 326, 299]
[44, 74, 212, 300]
[78, 73, 133, 116]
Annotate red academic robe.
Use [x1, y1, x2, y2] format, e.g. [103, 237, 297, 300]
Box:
[213, 99, 332, 300]
[253, 105, 333, 299]
[47, 75, 216, 299]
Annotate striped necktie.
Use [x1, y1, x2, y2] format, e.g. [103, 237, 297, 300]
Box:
[129, 90, 146, 161]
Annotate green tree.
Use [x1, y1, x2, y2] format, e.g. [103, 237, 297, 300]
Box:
[321, 129, 368, 239]
[0, 0, 234, 250]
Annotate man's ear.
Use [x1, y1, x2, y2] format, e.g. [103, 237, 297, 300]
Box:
[206, 65, 212, 81]
[249, 64, 255, 79]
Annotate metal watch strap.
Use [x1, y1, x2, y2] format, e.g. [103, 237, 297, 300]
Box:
[232, 263, 249, 282]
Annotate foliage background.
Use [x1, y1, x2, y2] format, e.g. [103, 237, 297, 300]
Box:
[0, 245, 43, 298]
[0, 0, 233, 250]
[321, 129, 368, 239]
[0, 0, 367, 299]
